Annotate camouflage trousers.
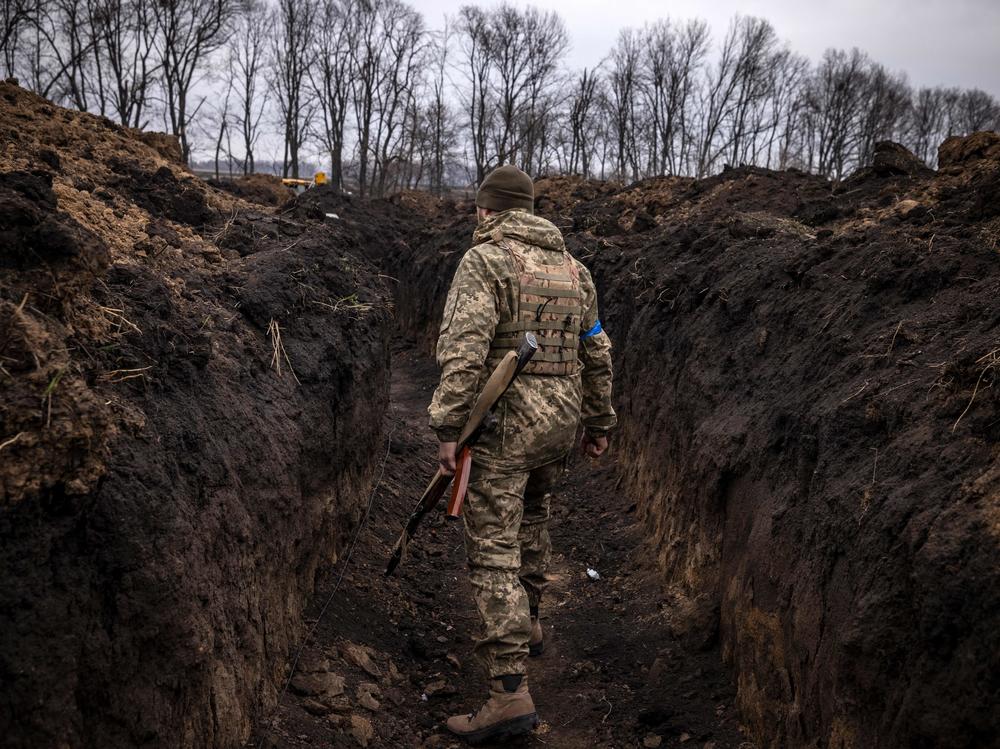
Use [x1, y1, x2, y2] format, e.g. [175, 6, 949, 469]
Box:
[462, 456, 566, 678]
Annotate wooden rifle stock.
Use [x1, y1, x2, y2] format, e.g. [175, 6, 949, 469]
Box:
[385, 333, 538, 576]
[446, 447, 472, 518]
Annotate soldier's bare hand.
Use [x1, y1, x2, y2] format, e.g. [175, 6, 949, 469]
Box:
[439, 441, 458, 475]
[581, 432, 608, 459]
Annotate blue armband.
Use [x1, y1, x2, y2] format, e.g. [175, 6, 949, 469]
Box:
[581, 320, 603, 339]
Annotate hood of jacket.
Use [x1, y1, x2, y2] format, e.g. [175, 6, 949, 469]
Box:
[472, 208, 565, 252]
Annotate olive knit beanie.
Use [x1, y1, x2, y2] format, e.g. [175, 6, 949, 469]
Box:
[476, 165, 534, 214]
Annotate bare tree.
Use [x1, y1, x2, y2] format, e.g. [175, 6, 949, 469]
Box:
[955, 88, 1000, 133]
[907, 86, 947, 165]
[724, 17, 780, 167]
[227, 0, 266, 173]
[347, 0, 382, 195]
[370, 0, 424, 196]
[691, 16, 781, 176]
[346, 0, 425, 197]
[21, 0, 98, 105]
[855, 62, 911, 165]
[426, 20, 457, 194]
[568, 67, 600, 176]
[270, 0, 316, 178]
[641, 18, 709, 175]
[609, 28, 643, 181]
[311, 0, 352, 187]
[91, 0, 157, 127]
[55, 0, 95, 109]
[456, 4, 492, 183]
[10, 2, 1000, 184]
[765, 50, 809, 169]
[153, 0, 232, 163]
[489, 3, 530, 168]
[212, 75, 232, 178]
[516, 7, 568, 174]
[1, 0, 32, 77]
[807, 48, 869, 177]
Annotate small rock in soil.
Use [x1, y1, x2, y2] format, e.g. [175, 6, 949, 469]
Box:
[386, 658, 404, 683]
[358, 692, 380, 711]
[301, 698, 330, 716]
[421, 735, 449, 748]
[322, 695, 353, 713]
[349, 714, 375, 747]
[297, 652, 331, 674]
[423, 679, 458, 699]
[343, 642, 382, 678]
[290, 672, 345, 698]
[357, 681, 382, 711]
[643, 734, 663, 748]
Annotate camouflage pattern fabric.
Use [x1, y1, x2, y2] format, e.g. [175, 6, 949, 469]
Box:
[429, 207, 616, 679]
[429, 208, 616, 472]
[485, 236, 584, 377]
[463, 458, 564, 677]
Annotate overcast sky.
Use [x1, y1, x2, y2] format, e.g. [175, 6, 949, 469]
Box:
[414, 0, 1000, 96]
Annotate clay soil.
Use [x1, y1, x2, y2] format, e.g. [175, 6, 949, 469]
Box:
[248, 346, 749, 749]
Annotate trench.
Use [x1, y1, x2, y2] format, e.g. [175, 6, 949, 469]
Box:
[243, 165, 1000, 749]
[247, 346, 747, 749]
[3, 82, 997, 749]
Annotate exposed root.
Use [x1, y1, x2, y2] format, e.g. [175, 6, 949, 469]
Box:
[210, 207, 241, 244]
[96, 305, 142, 336]
[951, 349, 999, 432]
[0, 432, 25, 452]
[840, 380, 869, 405]
[266, 318, 300, 385]
[885, 320, 904, 357]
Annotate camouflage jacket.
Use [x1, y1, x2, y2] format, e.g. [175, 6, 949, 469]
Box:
[428, 209, 617, 471]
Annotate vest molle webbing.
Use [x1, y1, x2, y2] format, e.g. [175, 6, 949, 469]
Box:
[489, 240, 583, 376]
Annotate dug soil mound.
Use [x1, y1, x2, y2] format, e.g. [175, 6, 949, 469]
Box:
[391, 138, 1000, 749]
[208, 173, 297, 207]
[0, 81, 393, 748]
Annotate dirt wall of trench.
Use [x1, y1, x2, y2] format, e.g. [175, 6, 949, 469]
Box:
[389, 141, 1000, 748]
[0, 83, 392, 748]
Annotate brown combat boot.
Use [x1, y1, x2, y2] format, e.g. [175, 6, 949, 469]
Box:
[446, 674, 538, 744]
[528, 616, 544, 656]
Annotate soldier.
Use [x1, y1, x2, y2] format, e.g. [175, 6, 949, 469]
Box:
[429, 165, 616, 743]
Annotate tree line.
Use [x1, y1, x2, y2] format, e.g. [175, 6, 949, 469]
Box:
[3, 0, 999, 195]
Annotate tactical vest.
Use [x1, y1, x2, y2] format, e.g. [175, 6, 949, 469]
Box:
[487, 238, 584, 376]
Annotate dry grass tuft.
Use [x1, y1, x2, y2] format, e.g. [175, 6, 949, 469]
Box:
[98, 366, 152, 384]
[267, 318, 300, 385]
[311, 293, 376, 316]
[96, 305, 142, 336]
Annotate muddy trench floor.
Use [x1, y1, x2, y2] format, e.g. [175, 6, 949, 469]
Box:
[248, 347, 749, 749]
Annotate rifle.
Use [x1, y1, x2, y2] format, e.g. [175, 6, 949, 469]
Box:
[385, 333, 539, 576]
